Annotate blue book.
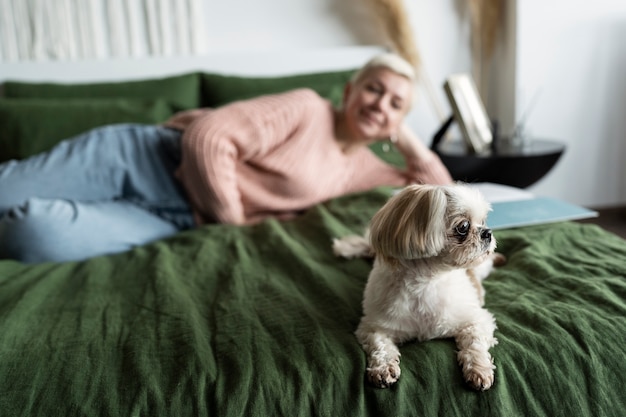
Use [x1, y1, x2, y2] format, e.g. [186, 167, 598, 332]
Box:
[487, 196, 598, 230]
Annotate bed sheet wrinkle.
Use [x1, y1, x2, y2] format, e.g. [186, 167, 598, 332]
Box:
[491, 358, 551, 417]
[2, 186, 626, 416]
[204, 207, 369, 416]
[92, 245, 215, 415]
[105, 256, 212, 416]
[489, 235, 626, 417]
[560, 229, 626, 276]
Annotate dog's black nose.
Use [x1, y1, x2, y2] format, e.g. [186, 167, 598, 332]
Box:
[481, 228, 492, 241]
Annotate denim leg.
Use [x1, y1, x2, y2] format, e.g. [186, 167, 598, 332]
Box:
[0, 198, 180, 263]
[0, 124, 191, 220]
[0, 124, 195, 262]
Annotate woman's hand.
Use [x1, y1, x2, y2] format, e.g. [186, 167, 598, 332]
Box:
[393, 123, 453, 185]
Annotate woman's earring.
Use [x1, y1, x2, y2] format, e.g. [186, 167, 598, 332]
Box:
[382, 134, 398, 153]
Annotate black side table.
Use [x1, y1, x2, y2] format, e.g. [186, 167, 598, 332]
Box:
[434, 139, 566, 188]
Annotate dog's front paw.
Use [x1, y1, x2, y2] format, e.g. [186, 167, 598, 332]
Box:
[366, 360, 401, 388]
[464, 366, 495, 391]
[459, 352, 495, 391]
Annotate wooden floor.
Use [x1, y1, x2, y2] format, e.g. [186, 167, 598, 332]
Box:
[577, 206, 626, 239]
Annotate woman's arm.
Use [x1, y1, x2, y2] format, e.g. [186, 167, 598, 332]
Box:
[393, 123, 453, 185]
[177, 89, 322, 225]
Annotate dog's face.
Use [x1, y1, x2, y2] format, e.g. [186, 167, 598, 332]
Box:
[369, 183, 495, 268]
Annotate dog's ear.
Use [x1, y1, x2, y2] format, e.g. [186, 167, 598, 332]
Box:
[369, 185, 448, 260]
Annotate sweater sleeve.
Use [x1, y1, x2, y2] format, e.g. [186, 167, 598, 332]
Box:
[407, 152, 453, 185]
[176, 89, 323, 225]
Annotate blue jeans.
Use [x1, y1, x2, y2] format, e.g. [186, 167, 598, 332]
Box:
[0, 124, 195, 263]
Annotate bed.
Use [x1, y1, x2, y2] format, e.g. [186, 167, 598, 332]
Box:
[1, 48, 625, 417]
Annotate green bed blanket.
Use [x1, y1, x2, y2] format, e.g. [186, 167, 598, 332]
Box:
[1, 188, 625, 417]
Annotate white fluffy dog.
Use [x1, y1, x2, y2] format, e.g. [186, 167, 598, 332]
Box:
[333, 183, 505, 391]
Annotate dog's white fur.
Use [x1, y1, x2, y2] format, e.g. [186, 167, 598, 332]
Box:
[333, 183, 504, 391]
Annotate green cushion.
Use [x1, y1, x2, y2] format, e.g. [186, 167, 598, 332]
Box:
[200, 69, 356, 108]
[2, 73, 201, 111]
[368, 141, 406, 168]
[0, 98, 174, 162]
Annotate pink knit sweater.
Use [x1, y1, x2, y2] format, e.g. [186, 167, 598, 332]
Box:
[165, 89, 446, 225]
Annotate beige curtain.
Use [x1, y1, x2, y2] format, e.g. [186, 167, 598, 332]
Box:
[0, 0, 206, 62]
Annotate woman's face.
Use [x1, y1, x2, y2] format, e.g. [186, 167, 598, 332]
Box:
[342, 67, 413, 143]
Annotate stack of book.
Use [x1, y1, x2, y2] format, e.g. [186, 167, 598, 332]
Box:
[470, 183, 598, 230]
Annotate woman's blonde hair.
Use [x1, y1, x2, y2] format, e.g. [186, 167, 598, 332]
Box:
[351, 52, 416, 84]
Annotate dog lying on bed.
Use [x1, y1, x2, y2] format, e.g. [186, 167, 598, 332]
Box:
[333, 183, 505, 391]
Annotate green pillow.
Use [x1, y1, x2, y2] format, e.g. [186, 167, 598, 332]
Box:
[200, 69, 356, 108]
[369, 141, 406, 168]
[2, 73, 201, 111]
[0, 98, 174, 162]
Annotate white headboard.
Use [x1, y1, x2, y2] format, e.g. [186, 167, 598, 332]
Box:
[0, 46, 385, 84]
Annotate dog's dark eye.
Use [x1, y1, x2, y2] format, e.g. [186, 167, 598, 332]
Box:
[455, 221, 470, 236]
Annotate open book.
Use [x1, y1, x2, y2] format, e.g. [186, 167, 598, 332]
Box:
[470, 183, 598, 230]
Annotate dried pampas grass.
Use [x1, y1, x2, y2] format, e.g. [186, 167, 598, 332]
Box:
[363, 0, 448, 120]
[467, 0, 505, 98]
[361, 0, 505, 117]
[363, 0, 420, 69]
[468, 0, 504, 61]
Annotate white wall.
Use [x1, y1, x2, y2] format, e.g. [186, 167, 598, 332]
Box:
[199, 0, 471, 142]
[513, 0, 626, 207]
[0, 0, 471, 153]
[201, 0, 626, 208]
[2, 0, 625, 208]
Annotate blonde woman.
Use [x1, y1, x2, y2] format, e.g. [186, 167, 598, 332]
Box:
[0, 53, 452, 263]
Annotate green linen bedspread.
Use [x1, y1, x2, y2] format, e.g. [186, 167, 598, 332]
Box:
[0, 188, 625, 417]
